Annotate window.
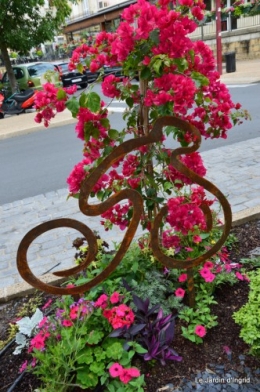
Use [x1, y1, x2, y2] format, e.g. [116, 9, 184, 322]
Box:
[13, 68, 25, 80]
[27, 63, 56, 77]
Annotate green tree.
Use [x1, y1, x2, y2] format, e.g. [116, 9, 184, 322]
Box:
[0, 0, 76, 92]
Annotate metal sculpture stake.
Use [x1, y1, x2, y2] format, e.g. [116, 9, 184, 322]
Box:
[17, 116, 232, 307]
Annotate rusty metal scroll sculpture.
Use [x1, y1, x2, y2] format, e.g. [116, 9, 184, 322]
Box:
[17, 116, 232, 306]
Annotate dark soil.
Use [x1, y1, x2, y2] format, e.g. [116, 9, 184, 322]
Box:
[1, 220, 260, 392]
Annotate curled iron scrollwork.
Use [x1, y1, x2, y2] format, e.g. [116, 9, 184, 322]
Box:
[17, 116, 232, 306]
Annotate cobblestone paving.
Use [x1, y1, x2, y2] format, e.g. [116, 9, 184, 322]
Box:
[1, 137, 260, 289]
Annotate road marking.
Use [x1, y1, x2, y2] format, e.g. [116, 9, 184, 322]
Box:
[107, 107, 126, 113]
[227, 84, 257, 88]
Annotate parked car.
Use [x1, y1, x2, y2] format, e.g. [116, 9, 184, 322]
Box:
[54, 61, 88, 89]
[0, 62, 62, 97]
[80, 59, 123, 83]
[80, 60, 99, 83]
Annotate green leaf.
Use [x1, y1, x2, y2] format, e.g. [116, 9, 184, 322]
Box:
[105, 342, 123, 359]
[77, 63, 84, 74]
[57, 88, 67, 100]
[86, 330, 104, 344]
[77, 347, 93, 365]
[66, 97, 79, 117]
[107, 384, 116, 392]
[163, 181, 172, 191]
[100, 118, 110, 128]
[191, 71, 209, 87]
[90, 361, 105, 376]
[108, 129, 119, 140]
[188, 334, 196, 342]
[149, 29, 160, 44]
[126, 97, 134, 108]
[140, 67, 151, 80]
[153, 59, 162, 75]
[174, 58, 189, 72]
[88, 92, 101, 112]
[77, 369, 99, 388]
[79, 91, 101, 112]
[134, 345, 148, 354]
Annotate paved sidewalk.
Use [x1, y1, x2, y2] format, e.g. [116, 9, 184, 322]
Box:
[1, 59, 260, 300]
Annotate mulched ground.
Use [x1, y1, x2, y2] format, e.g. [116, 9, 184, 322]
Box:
[1, 220, 260, 392]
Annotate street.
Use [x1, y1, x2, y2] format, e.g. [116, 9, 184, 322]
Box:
[0, 83, 259, 205]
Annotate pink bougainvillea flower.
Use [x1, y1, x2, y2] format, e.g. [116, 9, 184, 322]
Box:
[110, 291, 120, 304]
[195, 325, 206, 337]
[175, 288, 185, 298]
[178, 273, 187, 283]
[109, 362, 123, 377]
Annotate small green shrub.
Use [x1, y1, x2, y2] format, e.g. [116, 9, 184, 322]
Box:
[233, 269, 260, 357]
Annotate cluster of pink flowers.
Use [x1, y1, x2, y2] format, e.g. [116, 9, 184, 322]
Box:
[164, 152, 207, 188]
[199, 261, 216, 283]
[109, 362, 140, 384]
[101, 201, 132, 231]
[28, 298, 94, 354]
[166, 193, 207, 236]
[95, 292, 135, 329]
[34, 83, 76, 127]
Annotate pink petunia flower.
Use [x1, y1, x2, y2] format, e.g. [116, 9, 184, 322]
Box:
[195, 325, 206, 337]
[42, 299, 53, 310]
[109, 363, 123, 378]
[204, 272, 216, 282]
[199, 267, 211, 278]
[119, 368, 133, 384]
[62, 319, 73, 327]
[199, 267, 215, 282]
[19, 360, 28, 373]
[94, 294, 108, 309]
[235, 271, 244, 280]
[110, 292, 120, 304]
[175, 288, 185, 298]
[203, 261, 214, 269]
[178, 273, 187, 282]
[127, 367, 141, 377]
[193, 235, 202, 243]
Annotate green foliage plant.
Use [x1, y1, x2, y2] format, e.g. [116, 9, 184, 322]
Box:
[19, 293, 146, 391]
[233, 269, 260, 357]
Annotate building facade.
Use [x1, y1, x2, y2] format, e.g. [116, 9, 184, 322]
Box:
[62, 0, 260, 60]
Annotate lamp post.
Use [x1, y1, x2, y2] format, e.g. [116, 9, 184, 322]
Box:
[216, 0, 222, 75]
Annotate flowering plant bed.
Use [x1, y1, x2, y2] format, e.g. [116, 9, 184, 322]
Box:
[1, 220, 260, 391]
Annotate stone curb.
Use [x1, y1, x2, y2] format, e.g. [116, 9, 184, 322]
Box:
[0, 117, 76, 141]
[1, 205, 260, 303]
